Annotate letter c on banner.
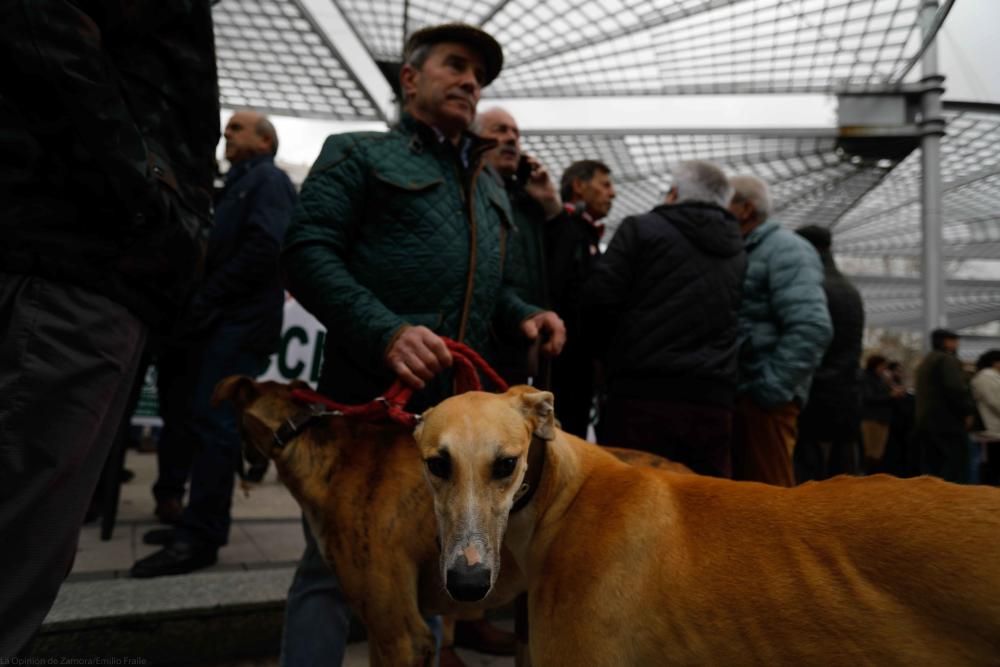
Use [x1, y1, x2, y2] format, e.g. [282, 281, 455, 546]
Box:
[279, 326, 308, 379]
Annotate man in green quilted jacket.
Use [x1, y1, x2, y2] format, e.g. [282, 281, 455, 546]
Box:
[278, 23, 565, 667]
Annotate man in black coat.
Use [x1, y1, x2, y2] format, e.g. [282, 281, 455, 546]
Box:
[0, 1, 218, 654]
[549, 159, 616, 437]
[793, 225, 865, 482]
[584, 160, 746, 477]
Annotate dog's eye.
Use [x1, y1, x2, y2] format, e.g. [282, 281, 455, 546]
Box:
[492, 457, 517, 479]
[425, 455, 451, 479]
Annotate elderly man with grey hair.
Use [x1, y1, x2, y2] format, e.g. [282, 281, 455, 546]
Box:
[727, 175, 832, 486]
[583, 159, 746, 477]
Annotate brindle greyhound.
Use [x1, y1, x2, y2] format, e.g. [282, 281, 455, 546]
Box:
[212, 376, 687, 667]
[413, 386, 1000, 666]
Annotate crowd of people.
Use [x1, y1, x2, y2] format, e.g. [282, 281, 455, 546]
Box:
[2, 10, 999, 666]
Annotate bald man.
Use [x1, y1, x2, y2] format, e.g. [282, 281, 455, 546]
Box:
[475, 107, 562, 384]
[132, 110, 298, 577]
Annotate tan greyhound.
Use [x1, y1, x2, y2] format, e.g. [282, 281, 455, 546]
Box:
[212, 376, 687, 667]
[413, 386, 1000, 665]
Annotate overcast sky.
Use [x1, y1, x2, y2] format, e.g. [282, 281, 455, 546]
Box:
[220, 0, 1000, 168]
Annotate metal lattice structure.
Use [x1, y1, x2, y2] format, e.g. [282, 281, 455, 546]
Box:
[836, 104, 1000, 259]
[211, 0, 999, 333]
[214, 0, 382, 119]
[856, 276, 1000, 330]
[212, 0, 937, 119]
[518, 130, 899, 232]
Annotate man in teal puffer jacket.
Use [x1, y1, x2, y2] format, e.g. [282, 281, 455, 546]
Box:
[727, 175, 833, 486]
[279, 23, 565, 667]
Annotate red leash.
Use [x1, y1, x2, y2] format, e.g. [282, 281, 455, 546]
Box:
[289, 338, 509, 428]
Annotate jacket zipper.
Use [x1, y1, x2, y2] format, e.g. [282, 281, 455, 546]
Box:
[456, 159, 477, 344]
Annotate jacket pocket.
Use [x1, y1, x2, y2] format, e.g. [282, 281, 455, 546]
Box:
[371, 171, 445, 228]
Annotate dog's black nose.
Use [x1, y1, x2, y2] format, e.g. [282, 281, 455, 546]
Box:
[446, 559, 492, 602]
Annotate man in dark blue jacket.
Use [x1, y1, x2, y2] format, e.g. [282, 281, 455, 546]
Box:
[132, 110, 297, 578]
[584, 160, 746, 477]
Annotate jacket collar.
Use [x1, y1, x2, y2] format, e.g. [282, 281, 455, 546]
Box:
[744, 218, 780, 251]
[397, 113, 497, 170]
[225, 153, 273, 187]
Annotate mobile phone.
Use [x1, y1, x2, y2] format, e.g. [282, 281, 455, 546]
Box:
[516, 155, 533, 184]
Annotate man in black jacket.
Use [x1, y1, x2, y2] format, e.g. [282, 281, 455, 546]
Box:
[132, 111, 297, 578]
[793, 225, 865, 482]
[584, 160, 746, 477]
[0, 1, 218, 654]
[549, 160, 616, 437]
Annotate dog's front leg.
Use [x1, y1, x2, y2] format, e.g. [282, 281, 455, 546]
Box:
[360, 561, 437, 667]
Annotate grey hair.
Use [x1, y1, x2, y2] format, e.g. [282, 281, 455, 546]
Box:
[405, 43, 433, 70]
[729, 174, 772, 223]
[670, 160, 732, 208]
[254, 115, 278, 156]
[400, 44, 434, 104]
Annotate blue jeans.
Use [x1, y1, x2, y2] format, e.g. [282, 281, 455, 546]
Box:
[280, 516, 442, 666]
[153, 322, 269, 546]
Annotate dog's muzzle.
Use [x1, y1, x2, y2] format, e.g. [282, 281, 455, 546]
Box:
[446, 554, 492, 602]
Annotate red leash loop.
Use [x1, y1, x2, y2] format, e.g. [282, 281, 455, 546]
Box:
[289, 338, 508, 428]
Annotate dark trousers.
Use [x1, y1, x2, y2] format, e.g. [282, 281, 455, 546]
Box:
[794, 401, 861, 482]
[152, 323, 269, 547]
[0, 275, 146, 655]
[598, 396, 733, 478]
[916, 429, 970, 484]
[550, 348, 594, 439]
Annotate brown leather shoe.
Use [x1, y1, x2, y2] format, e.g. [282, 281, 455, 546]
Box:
[154, 497, 183, 525]
[453, 618, 517, 656]
[438, 646, 467, 667]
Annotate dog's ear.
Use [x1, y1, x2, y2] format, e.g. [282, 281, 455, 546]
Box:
[517, 390, 555, 440]
[413, 407, 433, 441]
[212, 375, 260, 409]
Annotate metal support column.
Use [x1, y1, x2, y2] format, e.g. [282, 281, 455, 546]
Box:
[919, 0, 947, 339]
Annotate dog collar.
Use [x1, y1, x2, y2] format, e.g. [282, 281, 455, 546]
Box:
[511, 434, 547, 514]
[272, 403, 342, 450]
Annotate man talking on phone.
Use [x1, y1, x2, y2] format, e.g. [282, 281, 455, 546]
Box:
[473, 107, 563, 385]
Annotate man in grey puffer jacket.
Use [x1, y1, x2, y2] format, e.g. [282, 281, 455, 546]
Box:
[727, 175, 833, 486]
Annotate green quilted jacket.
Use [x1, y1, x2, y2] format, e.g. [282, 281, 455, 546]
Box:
[282, 115, 540, 402]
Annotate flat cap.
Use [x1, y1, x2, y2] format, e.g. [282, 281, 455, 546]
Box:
[402, 23, 503, 85]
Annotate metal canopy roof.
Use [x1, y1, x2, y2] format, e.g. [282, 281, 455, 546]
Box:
[211, 0, 998, 333]
[214, 0, 383, 119]
[326, 0, 928, 97]
[212, 0, 938, 120]
[855, 276, 1000, 330]
[835, 104, 1000, 259]
[518, 129, 898, 232]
